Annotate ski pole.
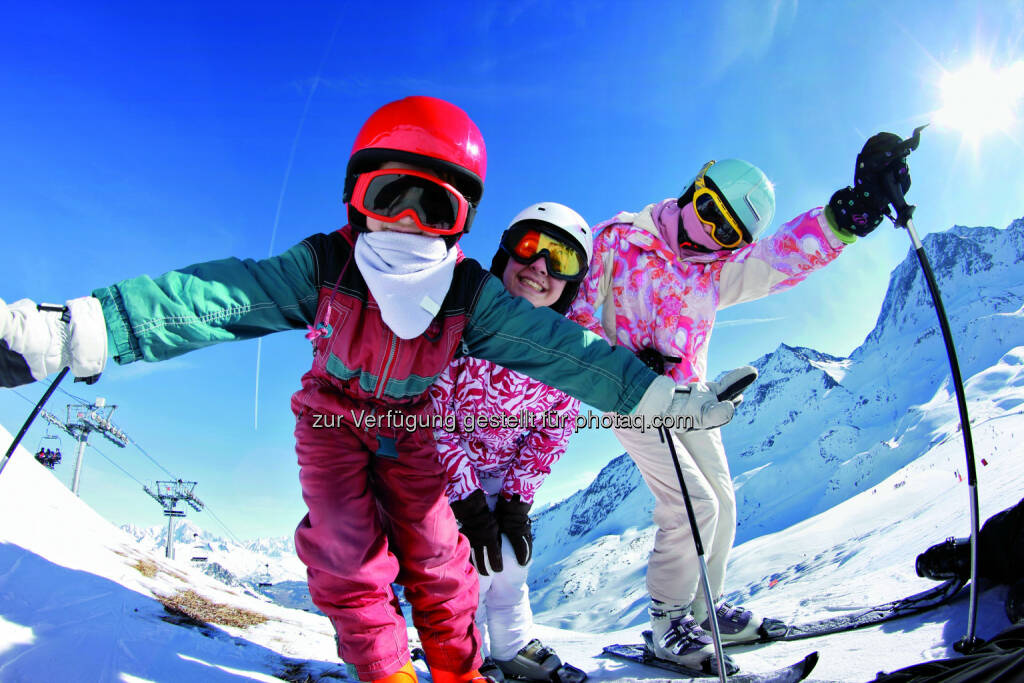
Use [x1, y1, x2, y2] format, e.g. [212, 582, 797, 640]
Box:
[0, 366, 69, 478]
[876, 126, 982, 653]
[660, 424, 728, 683]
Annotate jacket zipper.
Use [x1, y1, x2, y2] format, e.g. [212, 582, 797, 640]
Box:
[375, 332, 398, 399]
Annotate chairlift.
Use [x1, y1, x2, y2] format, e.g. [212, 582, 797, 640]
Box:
[190, 532, 208, 561]
[34, 433, 63, 470]
[257, 563, 273, 588]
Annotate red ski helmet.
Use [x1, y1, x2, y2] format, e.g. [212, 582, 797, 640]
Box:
[343, 96, 486, 235]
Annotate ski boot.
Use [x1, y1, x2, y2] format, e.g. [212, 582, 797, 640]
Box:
[1007, 579, 1024, 624]
[691, 598, 787, 642]
[430, 668, 499, 683]
[493, 639, 586, 682]
[648, 602, 738, 675]
[916, 536, 970, 581]
[691, 599, 760, 642]
[479, 658, 506, 683]
[367, 660, 417, 682]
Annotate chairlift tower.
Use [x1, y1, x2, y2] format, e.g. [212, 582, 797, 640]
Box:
[40, 398, 129, 496]
[143, 480, 204, 560]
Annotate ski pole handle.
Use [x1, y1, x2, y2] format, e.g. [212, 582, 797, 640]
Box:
[881, 170, 916, 229]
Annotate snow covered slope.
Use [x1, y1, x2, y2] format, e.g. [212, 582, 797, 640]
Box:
[0, 425, 343, 682]
[122, 520, 305, 590]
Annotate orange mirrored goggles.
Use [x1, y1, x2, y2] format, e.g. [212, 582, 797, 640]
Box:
[501, 224, 587, 280]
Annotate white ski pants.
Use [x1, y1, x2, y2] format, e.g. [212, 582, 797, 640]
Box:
[475, 532, 533, 660]
[612, 424, 736, 609]
[475, 478, 533, 661]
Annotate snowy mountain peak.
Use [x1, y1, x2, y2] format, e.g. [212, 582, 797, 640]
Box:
[863, 216, 1024, 354]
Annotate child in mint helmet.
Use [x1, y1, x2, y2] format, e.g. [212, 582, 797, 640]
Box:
[0, 96, 750, 683]
[429, 202, 592, 683]
[569, 144, 906, 671]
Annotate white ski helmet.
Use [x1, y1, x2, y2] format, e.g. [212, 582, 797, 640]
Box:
[490, 201, 593, 314]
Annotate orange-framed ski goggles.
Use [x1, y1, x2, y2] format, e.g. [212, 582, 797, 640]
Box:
[501, 223, 588, 281]
[350, 168, 470, 236]
[691, 161, 747, 249]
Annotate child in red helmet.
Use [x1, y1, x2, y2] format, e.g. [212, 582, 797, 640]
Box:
[0, 96, 750, 682]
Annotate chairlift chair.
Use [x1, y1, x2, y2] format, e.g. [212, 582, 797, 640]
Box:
[257, 563, 273, 588]
[189, 532, 208, 561]
[34, 434, 63, 469]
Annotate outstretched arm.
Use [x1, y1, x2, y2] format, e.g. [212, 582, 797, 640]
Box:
[1, 242, 318, 389]
[716, 208, 849, 310]
[465, 275, 654, 415]
[94, 243, 318, 364]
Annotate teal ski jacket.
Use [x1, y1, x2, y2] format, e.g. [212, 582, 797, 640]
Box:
[92, 227, 655, 417]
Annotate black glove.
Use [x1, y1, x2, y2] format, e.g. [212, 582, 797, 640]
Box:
[827, 186, 884, 237]
[635, 348, 682, 375]
[450, 489, 502, 575]
[495, 494, 533, 566]
[828, 131, 915, 239]
[855, 132, 912, 213]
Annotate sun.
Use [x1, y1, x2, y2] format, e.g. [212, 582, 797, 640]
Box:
[934, 60, 1024, 140]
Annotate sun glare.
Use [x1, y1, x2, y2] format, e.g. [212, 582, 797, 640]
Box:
[935, 61, 1024, 140]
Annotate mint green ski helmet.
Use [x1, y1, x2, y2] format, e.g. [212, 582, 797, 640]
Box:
[679, 159, 776, 243]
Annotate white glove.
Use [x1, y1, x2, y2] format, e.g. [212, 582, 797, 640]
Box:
[707, 365, 758, 405]
[633, 365, 758, 431]
[0, 296, 108, 388]
[633, 376, 732, 431]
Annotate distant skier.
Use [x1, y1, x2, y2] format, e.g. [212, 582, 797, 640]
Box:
[430, 203, 592, 682]
[917, 496, 1024, 625]
[568, 133, 910, 669]
[0, 96, 747, 683]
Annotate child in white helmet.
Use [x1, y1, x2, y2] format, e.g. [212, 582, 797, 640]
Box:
[430, 203, 592, 682]
[569, 140, 908, 672]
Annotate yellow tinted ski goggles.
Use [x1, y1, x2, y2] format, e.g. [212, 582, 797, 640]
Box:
[692, 161, 745, 249]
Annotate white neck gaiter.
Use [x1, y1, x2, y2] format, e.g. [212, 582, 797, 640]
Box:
[353, 231, 457, 339]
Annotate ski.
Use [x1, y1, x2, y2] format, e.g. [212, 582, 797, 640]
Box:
[730, 577, 967, 646]
[603, 634, 817, 682]
[500, 662, 588, 683]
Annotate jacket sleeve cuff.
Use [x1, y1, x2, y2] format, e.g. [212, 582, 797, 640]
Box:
[91, 285, 142, 364]
[823, 205, 858, 246]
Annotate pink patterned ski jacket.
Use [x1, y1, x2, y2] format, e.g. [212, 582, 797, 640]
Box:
[568, 200, 848, 386]
[428, 355, 580, 504]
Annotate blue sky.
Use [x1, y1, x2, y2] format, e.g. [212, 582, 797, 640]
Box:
[2, 1, 1023, 540]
